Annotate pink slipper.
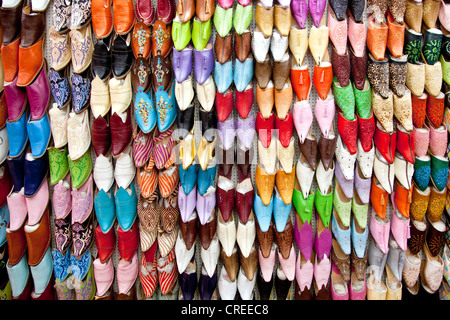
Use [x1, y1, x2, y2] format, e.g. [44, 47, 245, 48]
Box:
[295, 251, 314, 293]
[429, 125, 447, 158]
[414, 125, 430, 158]
[348, 11, 367, 58]
[71, 174, 94, 224]
[327, 4, 348, 56]
[313, 254, 331, 292]
[292, 100, 313, 144]
[25, 177, 49, 226]
[52, 174, 72, 219]
[7, 188, 28, 231]
[93, 257, 114, 297]
[278, 244, 296, 281]
[258, 244, 276, 282]
[314, 95, 336, 138]
[117, 252, 139, 295]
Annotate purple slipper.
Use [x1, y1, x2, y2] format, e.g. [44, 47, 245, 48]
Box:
[199, 266, 217, 300]
[314, 214, 332, 261]
[178, 185, 197, 223]
[217, 114, 236, 151]
[196, 188, 216, 225]
[294, 214, 314, 261]
[194, 40, 215, 85]
[354, 162, 371, 204]
[291, 0, 308, 29]
[309, 0, 327, 27]
[173, 45, 193, 83]
[334, 160, 354, 199]
[236, 110, 256, 150]
[179, 256, 197, 300]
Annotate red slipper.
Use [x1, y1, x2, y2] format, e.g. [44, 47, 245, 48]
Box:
[256, 111, 274, 148]
[374, 121, 397, 164]
[357, 111, 375, 153]
[216, 87, 234, 122]
[275, 112, 294, 148]
[235, 84, 254, 119]
[337, 111, 358, 155]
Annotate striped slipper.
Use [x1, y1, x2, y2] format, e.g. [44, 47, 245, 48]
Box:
[145, 154, 155, 171]
[157, 248, 178, 295]
[157, 224, 177, 258]
[133, 129, 154, 168]
[139, 222, 158, 252]
[153, 125, 176, 170]
[159, 165, 179, 198]
[139, 241, 158, 298]
[136, 166, 158, 198]
[160, 280, 180, 300]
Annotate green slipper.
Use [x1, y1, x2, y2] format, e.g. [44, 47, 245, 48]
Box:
[54, 278, 75, 300]
[422, 28, 443, 66]
[332, 76, 355, 121]
[440, 54, 450, 86]
[314, 187, 333, 228]
[404, 28, 422, 64]
[233, 3, 253, 35]
[172, 17, 192, 51]
[430, 153, 449, 192]
[0, 281, 11, 300]
[213, 4, 233, 38]
[73, 262, 96, 300]
[68, 150, 92, 189]
[333, 179, 352, 228]
[48, 146, 70, 185]
[292, 188, 315, 225]
[351, 193, 369, 229]
[353, 79, 372, 119]
[192, 17, 212, 51]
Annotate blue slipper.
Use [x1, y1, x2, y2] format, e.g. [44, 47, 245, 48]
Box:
[179, 163, 198, 195]
[134, 88, 156, 133]
[0, 205, 9, 247]
[197, 164, 216, 196]
[30, 248, 53, 295]
[254, 192, 274, 232]
[273, 188, 292, 233]
[94, 187, 116, 233]
[27, 113, 51, 159]
[115, 183, 138, 232]
[6, 111, 28, 158]
[214, 60, 233, 94]
[155, 80, 177, 132]
[233, 55, 254, 92]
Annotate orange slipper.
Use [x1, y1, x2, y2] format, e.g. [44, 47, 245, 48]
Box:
[158, 165, 179, 198]
[256, 81, 275, 119]
[291, 65, 311, 101]
[276, 167, 295, 205]
[313, 62, 333, 100]
[386, 11, 405, 58]
[255, 164, 276, 206]
[17, 38, 44, 87]
[1, 37, 20, 82]
[137, 166, 158, 198]
[367, 13, 388, 60]
[370, 176, 388, 219]
[113, 0, 136, 35]
[393, 179, 413, 219]
[274, 79, 293, 120]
